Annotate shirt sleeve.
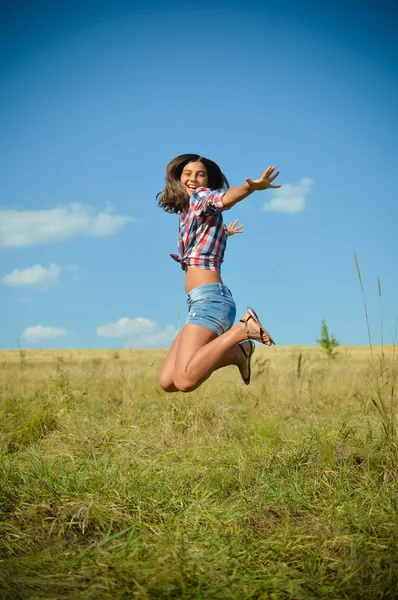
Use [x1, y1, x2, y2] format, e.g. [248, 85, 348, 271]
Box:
[190, 187, 228, 216]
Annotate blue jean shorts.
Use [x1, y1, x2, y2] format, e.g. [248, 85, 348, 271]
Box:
[185, 283, 237, 336]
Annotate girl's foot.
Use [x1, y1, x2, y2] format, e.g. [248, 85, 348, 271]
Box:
[239, 307, 275, 346]
[238, 340, 256, 385]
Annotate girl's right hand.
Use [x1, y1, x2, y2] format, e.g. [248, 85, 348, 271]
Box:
[245, 166, 281, 191]
[226, 219, 244, 236]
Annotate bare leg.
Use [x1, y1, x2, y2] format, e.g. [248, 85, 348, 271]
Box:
[173, 324, 245, 391]
[174, 310, 271, 392]
[159, 329, 251, 393]
[158, 330, 182, 392]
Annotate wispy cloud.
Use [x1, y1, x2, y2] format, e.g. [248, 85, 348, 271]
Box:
[2, 263, 62, 287]
[21, 325, 70, 343]
[263, 178, 313, 214]
[97, 317, 178, 348]
[0, 203, 133, 247]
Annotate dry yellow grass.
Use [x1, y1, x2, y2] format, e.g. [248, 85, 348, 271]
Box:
[1, 345, 397, 599]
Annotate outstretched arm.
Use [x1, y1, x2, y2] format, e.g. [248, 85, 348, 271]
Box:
[222, 166, 280, 209]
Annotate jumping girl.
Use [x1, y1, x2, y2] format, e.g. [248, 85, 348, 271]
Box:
[157, 154, 280, 393]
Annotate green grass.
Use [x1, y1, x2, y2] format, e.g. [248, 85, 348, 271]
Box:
[0, 346, 397, 599]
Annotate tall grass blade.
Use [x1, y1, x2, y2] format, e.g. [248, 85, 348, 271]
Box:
[353, 251, 373, 360]
[354, 254, 397, 447]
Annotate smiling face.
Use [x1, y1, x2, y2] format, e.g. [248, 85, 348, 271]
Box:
[180, 161, 208, 196]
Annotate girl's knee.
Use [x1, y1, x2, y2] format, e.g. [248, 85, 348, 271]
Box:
[159, 365, 201, 393]
[158, 374, 177, 393]
[173, 376, 199, 393]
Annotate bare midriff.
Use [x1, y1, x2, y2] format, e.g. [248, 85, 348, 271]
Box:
[184, 266, 223, 294]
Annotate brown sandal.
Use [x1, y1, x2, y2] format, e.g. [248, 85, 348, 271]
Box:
[240, 306, 275, 346]
[238, 340, 256, 385]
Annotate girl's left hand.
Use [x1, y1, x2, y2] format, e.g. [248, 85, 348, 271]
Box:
[227, 219, 245, 236]
[245, 165, 281, 191]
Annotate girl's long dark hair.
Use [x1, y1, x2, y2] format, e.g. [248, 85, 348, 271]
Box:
[157, 154, 229, 214]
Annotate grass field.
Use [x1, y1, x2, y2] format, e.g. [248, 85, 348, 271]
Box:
[1, 345, 397, 599]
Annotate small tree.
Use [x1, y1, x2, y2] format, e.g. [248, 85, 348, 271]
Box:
[317, 319, 339, 359]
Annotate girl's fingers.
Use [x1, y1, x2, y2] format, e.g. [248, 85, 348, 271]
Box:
[269, 170, 280, 181]
[262, 166, 275, 178]
[227, 222, 245, 235]
[248, 167, 280, 188]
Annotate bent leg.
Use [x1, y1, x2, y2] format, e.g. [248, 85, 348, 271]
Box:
[174, 322, 248, 392]
[160, 309, 273, 393]
[159, 326, 249, 393]
[158, 330, 182, 392]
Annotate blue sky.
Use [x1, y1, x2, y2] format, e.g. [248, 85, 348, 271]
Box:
[1, 0, 397, 349]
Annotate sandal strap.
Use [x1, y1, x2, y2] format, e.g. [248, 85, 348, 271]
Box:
[239, 315, 254, 339]
[240, 315, 265, 342]
[238, 342, 248, 359]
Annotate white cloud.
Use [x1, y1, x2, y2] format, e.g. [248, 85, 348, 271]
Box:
[21, 325, 70, 344]
[2, 263, 62, 287]
[97, 317, 178, 348]
[263, 178, 313, 214]
[0, 203, 133, 247]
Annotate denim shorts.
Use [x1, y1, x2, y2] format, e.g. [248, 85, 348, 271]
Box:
[185, 283, 237, 336]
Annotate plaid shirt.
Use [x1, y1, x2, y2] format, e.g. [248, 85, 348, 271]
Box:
[170, 187, 229, 272]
